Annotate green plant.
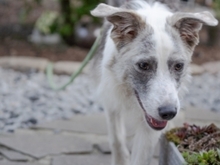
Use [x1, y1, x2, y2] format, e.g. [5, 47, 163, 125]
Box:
[36, 11, 58, 34]
[166, 123, 220, 165]
[54, 0, 103, 44]
[182, 149, 220, 165]
[21, 0, 103, 45]
[213, 0, 220, 18]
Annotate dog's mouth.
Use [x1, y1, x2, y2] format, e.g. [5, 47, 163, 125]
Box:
[145, 113, 167, 130]
[134, 90, 167, 130]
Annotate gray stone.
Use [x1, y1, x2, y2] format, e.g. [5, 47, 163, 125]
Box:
[0, 57, 49, 72]
[0, 149, 31, 161]
[0, 67, 101, 133]
[53, 61, 89, 75]
[190, 64, 205, 75]
[35, 114, 108, 135]
[202, 61, 220, 74]
[52, 155, 111, 165]
[183, 72, 220, 112]
[96, 142, 111, 154]
[150, 157, 159, 165]
[185, 106, 220, 122]
[0, 160, 40, 165]
[29, 29, 61, 45]
[0, 134, 93, 158]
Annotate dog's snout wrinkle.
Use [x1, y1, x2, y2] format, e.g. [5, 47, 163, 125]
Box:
[158, 105, 177, 120]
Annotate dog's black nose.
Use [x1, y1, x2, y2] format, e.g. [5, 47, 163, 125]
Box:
[158, 105, 177, 120]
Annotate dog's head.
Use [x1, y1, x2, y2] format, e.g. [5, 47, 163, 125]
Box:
[91, 2, 218, 130]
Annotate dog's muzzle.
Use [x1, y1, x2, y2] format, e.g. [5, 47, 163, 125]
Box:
[134, 90, 168, 130]
[145, 113, 168, 130]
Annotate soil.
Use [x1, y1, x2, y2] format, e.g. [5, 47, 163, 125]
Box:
[0, 37, 88, 62]
[0, 0, 220, 64]
[192, 46, 220, 65]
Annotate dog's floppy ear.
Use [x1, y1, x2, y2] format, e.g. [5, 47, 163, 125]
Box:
[168, 11, 218, 49]
[91, 3, 122, 17]
[91, 3, 145, 49]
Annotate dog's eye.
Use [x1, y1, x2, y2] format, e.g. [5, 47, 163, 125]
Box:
[174, 63, 184, 72]
[138, 62, 151, 70]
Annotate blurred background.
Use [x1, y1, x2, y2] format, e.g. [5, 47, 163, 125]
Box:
[0, 0, 219, 63]
[0, 0, 219, 132]
[0, 1, 219, 165]
[0, 0, 103, 62]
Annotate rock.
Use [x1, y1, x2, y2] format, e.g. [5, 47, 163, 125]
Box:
[96, 142, 111, 154]
[29, 29, 61, 45]
[0, 57, 49, 72]
[24, 118, 38, 125]
[190, 64, 205, 75]
[185, 106, 220, 122]
[35, 114, 108, 135]
[0, 160, 41, 165]
[183, 72, 220, 112]
[202, 61, 220, 74]
[52, 155, 111, 165]
[26, 92, 40, 102]
[0, 134, 93, 158]
[53, 61, 89, 75]
[0, 67, 102, 132]
[0, 149, 32, 161]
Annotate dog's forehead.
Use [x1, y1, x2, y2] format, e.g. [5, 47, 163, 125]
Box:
[153, 28, 177, 59]
[131, 3, 183, 61]
[132, 29, 180, 62]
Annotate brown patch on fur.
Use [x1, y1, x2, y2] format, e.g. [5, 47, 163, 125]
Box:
[107, 11, 146, 50]
[174, 18, 202, 50]
[107, 55, 116, 69]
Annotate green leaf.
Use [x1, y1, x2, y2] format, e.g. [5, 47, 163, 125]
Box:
[59, 24, 73, 36]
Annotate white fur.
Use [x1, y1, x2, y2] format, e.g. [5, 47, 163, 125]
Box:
[97, 4, 172, 164]
[91, 1, 218, 165]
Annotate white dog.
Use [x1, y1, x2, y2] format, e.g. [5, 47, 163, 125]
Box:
[90, 1, 218, 165]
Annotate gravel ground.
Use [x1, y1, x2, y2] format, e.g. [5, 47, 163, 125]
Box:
[183, 72, 220, 112]
[0, 68, 101, 132]
[0, 67, 219, 132]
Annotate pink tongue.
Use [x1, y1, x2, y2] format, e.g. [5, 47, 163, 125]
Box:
[151, 118, 167, 128]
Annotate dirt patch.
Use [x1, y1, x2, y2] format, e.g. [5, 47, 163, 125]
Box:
[0, 38, 88, 62]
[193, 46, 220, 65]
